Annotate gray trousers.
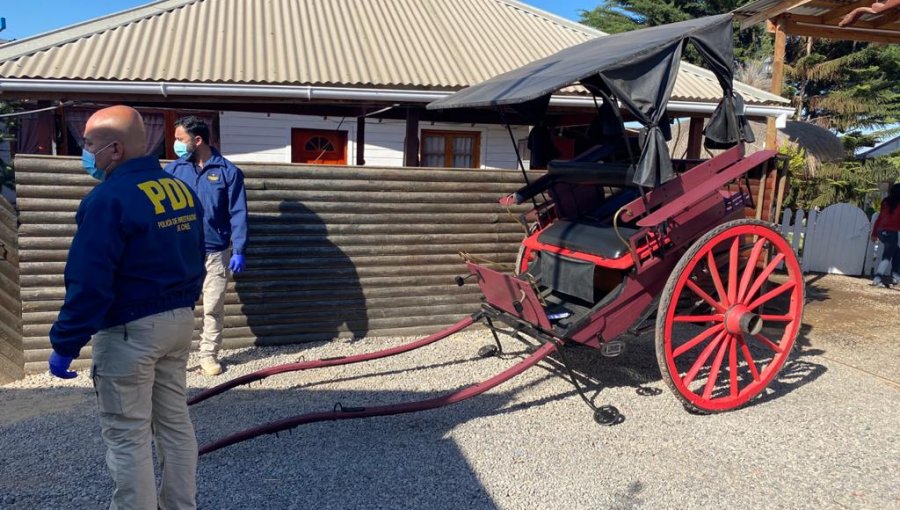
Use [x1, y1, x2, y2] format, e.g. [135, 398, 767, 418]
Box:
[199, 250, 229, 359]
[91, 308, 198, 510]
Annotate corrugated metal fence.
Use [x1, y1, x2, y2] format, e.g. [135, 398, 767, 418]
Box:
[12, 155, 533, 375]
[0, 193, 23, 383]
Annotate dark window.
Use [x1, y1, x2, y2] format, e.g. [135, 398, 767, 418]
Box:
[421, 130, 481, 168]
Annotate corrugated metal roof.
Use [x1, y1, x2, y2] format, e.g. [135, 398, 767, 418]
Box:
[670, 119, 846, 174]
[734, 0, 857, 18]
[734, 0, 888, 24]
[0, 0, 787, 105]
[859, 134, 900, 159]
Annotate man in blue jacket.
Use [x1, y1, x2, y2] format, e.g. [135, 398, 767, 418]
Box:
[49, 106, 205, 509]
[165, 116, 248, 376]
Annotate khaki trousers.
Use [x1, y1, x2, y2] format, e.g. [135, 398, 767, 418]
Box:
[91, 308, 197, 510]
[199, 250, 228, 360]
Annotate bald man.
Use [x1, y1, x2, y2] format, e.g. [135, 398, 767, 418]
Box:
[49, 105, 205, 509]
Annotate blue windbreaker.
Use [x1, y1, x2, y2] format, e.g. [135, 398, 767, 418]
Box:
[164, 148, 248, 254]
[49, 156, 206, 358]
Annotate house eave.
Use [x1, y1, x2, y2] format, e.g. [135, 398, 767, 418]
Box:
[0, 79, 794, 118]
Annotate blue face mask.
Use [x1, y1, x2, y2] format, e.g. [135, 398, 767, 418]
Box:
[174, 140, 193, 159]
[81, 142, 115, 181]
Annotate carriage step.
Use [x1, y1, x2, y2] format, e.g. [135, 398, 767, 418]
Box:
[593, 405, 624, 426]
[477, 344, 500, 358]
[600, 340, 625, 357]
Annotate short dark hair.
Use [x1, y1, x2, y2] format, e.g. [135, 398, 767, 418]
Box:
[175, 116, 210, 144]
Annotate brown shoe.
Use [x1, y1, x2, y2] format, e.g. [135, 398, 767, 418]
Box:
[199, 357, 223, 376]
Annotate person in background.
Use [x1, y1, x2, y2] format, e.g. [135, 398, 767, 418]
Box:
[871, 183, 900, 288]
[49, 105, 205, 509]
[165, 116, 248, 376]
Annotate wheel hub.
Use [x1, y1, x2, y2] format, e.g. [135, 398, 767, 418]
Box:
[724, 305, 763, 335]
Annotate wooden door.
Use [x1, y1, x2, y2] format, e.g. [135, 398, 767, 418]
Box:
[291, 129, 348, 165]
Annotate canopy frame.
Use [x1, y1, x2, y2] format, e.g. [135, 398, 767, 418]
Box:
[428, 14, 755, 188]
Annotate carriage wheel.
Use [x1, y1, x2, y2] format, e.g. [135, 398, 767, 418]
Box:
[655, 219, 804, 413]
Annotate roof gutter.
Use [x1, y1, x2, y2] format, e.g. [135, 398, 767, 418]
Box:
[0, 79, 794, 117]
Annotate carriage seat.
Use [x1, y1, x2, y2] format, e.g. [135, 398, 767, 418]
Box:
[547, 160, 636, 189]
[536, 220, 638, 259]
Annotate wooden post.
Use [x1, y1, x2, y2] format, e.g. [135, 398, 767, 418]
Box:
[356, 114, 366, 166]
[766, 16, 787, 150]
[404, 107, 420, 167]
[686, 117, 704, 159]
[774, 160, 789, 224]
[755, 168, 768, 220]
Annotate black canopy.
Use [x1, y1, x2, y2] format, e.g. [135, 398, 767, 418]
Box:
[427, 14, 754, 187]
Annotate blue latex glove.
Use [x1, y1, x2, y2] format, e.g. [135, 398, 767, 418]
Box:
[228, 254, 246, 273]
[48, 351, 77, 379]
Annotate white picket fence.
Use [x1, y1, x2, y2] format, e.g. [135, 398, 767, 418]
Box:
[778, 203, 882, 276]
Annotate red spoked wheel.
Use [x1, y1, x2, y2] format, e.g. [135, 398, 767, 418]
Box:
[656, 219, 804, 413]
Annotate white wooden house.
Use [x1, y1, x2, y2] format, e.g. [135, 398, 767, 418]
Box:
[0, 0, 790, 169]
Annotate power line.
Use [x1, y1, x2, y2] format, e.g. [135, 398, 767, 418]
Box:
[0, 101, 73, 118]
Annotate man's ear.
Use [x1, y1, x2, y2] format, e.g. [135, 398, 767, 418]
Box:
[111, 141, 125, 161]
[194, 135, 205, 148]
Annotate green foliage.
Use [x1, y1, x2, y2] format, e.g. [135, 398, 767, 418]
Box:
[0, 100, 15, 189]
[780, 143, 815, 209]
[840, 131, 879, 153]
[579, 1, 689, 34]
[785, 154, 900, 213]
[792, 45, 900, 132]
[0, 159, 11, 190]
[780, 142, 806, 176]
[579, 1, 771, 63]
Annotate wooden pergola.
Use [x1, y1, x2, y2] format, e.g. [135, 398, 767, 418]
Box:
[734, 0, 900, 148]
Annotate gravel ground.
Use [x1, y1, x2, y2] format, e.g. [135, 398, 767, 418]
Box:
[1, 274, 898, 510]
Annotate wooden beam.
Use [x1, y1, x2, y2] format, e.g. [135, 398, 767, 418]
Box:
[356, 115, 366, 166]
[822, 0, 877, 23]
[838, 0, 900, 27]
[788, 12, 898, 29]
[767, 17, 787, 150]
[754, 168, 768, 220]
[773, 158, 790, 224]
[740, 0, 814, 29]
[403, 107, 420, 167]
[782, 18, 900, 43]
[873, 9, 900, 28]
[808, 0, 846, 7]
[686, 117, 704, 159]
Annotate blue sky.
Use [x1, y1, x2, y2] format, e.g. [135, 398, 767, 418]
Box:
[1, 0, 596, 40]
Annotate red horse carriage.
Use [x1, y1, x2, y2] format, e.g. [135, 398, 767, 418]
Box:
[191, 14, 804, 454]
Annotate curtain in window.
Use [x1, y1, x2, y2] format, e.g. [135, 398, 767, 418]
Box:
[143, 113, 165, 155]
[422, 135, 445, 167]
[17, 112, 52, 154]
[65, 108, 95, 149]
[452, 137, 474, 168]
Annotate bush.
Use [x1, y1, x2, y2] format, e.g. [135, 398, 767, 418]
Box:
[783, 146, 899, 214]
[0, 158, 12, 190]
